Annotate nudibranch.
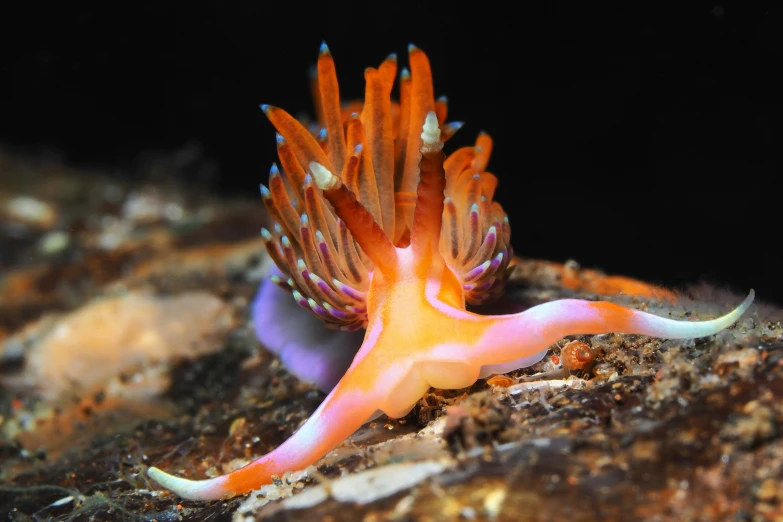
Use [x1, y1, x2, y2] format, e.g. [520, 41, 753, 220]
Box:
[148, 44, 754, 500]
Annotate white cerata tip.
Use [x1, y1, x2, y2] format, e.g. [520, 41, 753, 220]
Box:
[420, 111, 443, 152]
[309, 162, 340, 190]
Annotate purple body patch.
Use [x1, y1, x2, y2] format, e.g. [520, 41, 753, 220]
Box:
[252, 268, 364, 392]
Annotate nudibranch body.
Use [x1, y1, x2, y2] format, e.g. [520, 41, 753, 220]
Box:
[148, 44, 754, 500]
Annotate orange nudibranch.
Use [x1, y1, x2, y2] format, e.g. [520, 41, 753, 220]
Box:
[147, 44, 754, 501]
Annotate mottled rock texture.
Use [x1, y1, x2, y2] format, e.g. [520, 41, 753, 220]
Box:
[1, 151, 780, 522]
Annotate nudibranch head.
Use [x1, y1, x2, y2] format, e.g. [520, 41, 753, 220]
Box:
[258, 43, 512, 330]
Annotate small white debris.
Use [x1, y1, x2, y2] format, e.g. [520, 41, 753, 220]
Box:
[5, 196, 56, 228]
[483, 487, 507, 519]
[507, 377, 586, 396]
[282, 460, 449, 509]
[48, 496, 74, 508]
[37, 230, 70, 255]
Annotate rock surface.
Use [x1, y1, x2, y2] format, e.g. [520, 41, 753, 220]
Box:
[1, 150, 781, 522]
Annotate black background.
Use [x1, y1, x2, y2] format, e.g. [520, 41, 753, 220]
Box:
[2, 2, 781, 305]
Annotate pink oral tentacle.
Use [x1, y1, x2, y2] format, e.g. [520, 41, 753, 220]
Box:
[466, 290, 755, 370]
[148, 363, 379, 501]
[146, 467, 230, 503]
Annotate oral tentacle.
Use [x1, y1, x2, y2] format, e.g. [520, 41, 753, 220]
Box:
[146, 467, 230, 503]
[448, 290, 755, 372]
[148, 362, 380, 501]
